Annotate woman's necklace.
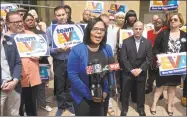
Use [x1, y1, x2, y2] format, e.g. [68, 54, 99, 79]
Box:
[87, 45, 100, 52]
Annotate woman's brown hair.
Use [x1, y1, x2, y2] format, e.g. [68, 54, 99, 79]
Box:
[168, 12, 184, 28]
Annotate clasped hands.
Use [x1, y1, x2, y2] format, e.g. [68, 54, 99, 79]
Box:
[131, 68, 142, 77]
[1, 80, 18, 92]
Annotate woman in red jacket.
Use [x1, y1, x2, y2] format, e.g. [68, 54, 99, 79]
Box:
[145, 18, 165, 94]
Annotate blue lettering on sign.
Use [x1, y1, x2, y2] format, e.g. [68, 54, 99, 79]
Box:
[178, 55, 186, 68]
[71, 30, 80, 41]
[57, 27, 74, 34]
[16, 36, 36, 42]
[40, 66, 49, 80]
[97, 3, 103, 10]
[119, 5, 125, 12]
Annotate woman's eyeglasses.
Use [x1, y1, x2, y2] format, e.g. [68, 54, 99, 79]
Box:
[169, 18, 179, 22]
[92, 27, 106, 33]
[109, 19, 115, 21]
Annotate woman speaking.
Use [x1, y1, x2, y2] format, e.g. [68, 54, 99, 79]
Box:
[68, 17, 113, 116]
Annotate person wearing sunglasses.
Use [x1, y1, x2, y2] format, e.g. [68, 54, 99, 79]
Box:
[151, 12, 186, 116]
[109, 14, 115, 25]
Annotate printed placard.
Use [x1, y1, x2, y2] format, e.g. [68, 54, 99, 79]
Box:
[13, 34, 49, 57]
[144, 23, 154, 32]
[78, 24, 88, 31]
[86, 1, 104, 13]
[108, 3, 126, 13]
[52, 24, 84, 49]
[40, 64, 50, 80]
[142, 23, 155, 38]
[180, 26, 186, 32]
[1, 3, 17, 19]
[119, 29, 133, 48]
[149, 0, 179, 12]
[157, 52, 187, 76]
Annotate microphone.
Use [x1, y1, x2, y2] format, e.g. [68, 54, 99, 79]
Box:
[87, 59, 103, 98]
[88, 62, 96, 97]
[92, 59, 102, 98]
[86, 57, 120, 75]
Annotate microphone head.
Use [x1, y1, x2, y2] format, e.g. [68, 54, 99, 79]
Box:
[92, 59, 102, 73]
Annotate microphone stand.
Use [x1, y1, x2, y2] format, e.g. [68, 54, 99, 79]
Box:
[113, 71, 119, 116]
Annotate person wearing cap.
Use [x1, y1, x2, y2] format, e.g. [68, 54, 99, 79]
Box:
[63, 5, 75, 24]
[28, 9, 47, 32]
[15, 8, 28, 18]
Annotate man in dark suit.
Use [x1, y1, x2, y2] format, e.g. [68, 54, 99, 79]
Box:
[120, 21, 152, 116]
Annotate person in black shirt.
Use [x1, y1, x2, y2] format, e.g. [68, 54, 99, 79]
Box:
[64, 5, 75, 24]
[80, 9, 91, 24]
[68, 17, 114, 116]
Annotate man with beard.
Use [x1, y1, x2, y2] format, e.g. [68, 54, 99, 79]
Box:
[46, 6, 74, 116]
[80, 9, 91, 24]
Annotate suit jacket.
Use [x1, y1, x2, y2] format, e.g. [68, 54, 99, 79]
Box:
[68, 43, 114, 104]
[1, 35, 22, 93]
[120, 36, 152, 81]
[153, 29, 187, 55]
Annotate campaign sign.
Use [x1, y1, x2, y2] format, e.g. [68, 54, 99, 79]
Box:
[180, 26, 186, 32]
[1, 4, 17, 19]
[142, 23, 155, 38]
[40, 64, 50, 80]
[149, 0, 179, 12]
[144, 23, 154, 32]
[13, 34, 49, 57]
[119, 29, 133, 48]
[86, 1, 104, 13]
[78, 24, 87, 31]
[157, 52, 187, 76]
[52, 24, 84, 48]
[108, 3, 126, 13]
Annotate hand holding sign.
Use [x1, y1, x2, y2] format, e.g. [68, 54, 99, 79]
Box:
[31, 56, 40, 61]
